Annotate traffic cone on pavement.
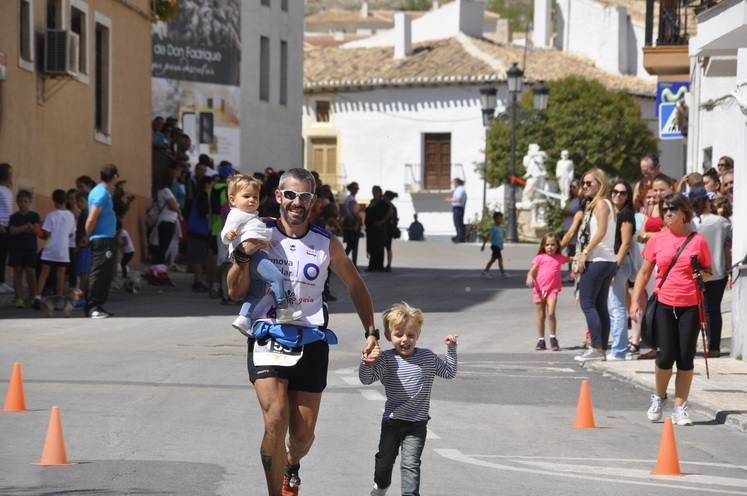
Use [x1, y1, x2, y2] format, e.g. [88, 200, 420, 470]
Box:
[37, 406, 71, 466]
[572, 379, 596, 429]
[3, 362, 27, 412]
[652, 418, 681, 475]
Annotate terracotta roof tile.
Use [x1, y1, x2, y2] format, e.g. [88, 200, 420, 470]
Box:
[304, 37, 656, 96]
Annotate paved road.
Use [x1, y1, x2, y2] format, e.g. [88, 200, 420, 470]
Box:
[1, 240, 746, 495]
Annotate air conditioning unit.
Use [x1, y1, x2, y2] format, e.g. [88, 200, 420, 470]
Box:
[44, 29, 80, 76]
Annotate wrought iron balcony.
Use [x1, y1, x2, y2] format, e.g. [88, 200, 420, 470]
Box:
[645, 0, 714, 46]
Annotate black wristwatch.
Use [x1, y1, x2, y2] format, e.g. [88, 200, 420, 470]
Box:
[365, 329, 380, 340]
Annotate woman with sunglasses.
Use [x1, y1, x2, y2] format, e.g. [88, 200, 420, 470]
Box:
[574, 169, 618, 362]
[606, 179, 635, 360]
[630, 193, 712, 425]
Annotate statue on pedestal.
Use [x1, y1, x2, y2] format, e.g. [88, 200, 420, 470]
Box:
[556, 150, 575, 203]
[519, 144, 547, 208]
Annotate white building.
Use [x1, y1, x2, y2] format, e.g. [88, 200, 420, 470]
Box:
[687, 0, 747, 360]
[241, 0, 304, 171]
[303, 2, 655, 236]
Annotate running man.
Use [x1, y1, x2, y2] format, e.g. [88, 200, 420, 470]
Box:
[227, 168, 379, 496]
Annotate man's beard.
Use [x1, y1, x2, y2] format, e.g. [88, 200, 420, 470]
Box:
[281, 204, 309, 225]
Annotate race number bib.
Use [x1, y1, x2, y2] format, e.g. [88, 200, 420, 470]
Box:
[253, 338, 304, 367]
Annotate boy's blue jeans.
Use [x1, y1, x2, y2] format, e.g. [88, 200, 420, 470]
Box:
[374, 418, 427, 496]
[239, 250, 287, 318]
[607, 256, 632, 358]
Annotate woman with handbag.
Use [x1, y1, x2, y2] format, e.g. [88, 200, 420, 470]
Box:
[630, 193, 712, 426]
[573, 169, 618, 362]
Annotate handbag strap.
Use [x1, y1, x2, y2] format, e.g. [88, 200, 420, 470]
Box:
[656, 232, 696, 290]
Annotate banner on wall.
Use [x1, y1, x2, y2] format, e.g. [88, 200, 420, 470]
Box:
[151, 0, 241, 165]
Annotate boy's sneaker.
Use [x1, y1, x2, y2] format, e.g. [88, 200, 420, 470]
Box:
[480, 271, 492, 279]
[88, 307, 111, 319]
[535, 339, 546, 351]
[281, 464, 301, 496]
[672, 402, 693, 426]
[371, 483, 388, 496]
[276, 307, 303, 324]
[15, 297, 25, 308]
[549, 337, 560, 351]
[647, 394, 666, 422]
[574, 349, 606, 362]
[231, 315, 252, 337]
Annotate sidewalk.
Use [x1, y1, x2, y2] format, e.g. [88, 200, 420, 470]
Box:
[584, 288, 747, 432]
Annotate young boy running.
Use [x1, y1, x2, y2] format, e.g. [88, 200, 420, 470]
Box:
[359, 302, 458, 496]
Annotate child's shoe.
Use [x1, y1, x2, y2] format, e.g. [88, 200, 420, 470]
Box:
[549, 336, 560, 351]
[371, 483, 388, 496]
[232, 315, 252, 337]
[276, 307, 303, 324]
[480, 271, 492, 279]
[535, 339, 546, 351]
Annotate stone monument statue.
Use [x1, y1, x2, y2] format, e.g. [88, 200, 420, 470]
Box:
[519, 143, 547, 208]
[555, 150, 575, 203]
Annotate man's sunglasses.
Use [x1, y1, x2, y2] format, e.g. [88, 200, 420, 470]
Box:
[280, 190, 315, 203]
[661, 206, 680, 215]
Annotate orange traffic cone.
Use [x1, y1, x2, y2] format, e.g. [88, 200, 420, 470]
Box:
[3, 362, 27, 412]
[652, 418, 681, 475]
[572, 379, 596, 429]
[36, 406, 71, 466]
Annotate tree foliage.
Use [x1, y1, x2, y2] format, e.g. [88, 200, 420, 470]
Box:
[487, 0, 533, 33]
[485, 77, 658, 187]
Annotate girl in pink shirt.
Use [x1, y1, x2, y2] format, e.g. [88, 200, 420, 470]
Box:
[526, 233, 568, 351]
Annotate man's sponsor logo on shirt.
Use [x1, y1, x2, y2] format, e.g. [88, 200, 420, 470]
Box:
[303, 263, 320, 281]
[270, 259, 294, 266]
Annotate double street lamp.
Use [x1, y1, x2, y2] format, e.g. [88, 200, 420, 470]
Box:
[479, 62, 550, 243]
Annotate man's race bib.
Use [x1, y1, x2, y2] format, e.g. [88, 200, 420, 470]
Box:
[253, 338, 304, 367]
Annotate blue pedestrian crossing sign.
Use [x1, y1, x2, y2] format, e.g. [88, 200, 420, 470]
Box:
[659, 102, 684, 140]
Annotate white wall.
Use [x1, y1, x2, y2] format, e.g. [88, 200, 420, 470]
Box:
[555, 0, 652, 79]
[240, 1, 303, 172]
[303, 85, 508, 235]
[344, 0, 484, 48]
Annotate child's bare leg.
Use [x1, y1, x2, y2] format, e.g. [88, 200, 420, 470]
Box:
[484, 255, 497, 272]
[498, 257, 505, 274]
[78, 272, 88, 295]
[54, 266, 66, 297]
[13, 267, 24, 297]
[36, 264, 50, 297]
[547, 298, 558, 335]
[535, 303, 546, 338]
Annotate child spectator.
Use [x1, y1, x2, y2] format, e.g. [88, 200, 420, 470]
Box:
[359, 302, 458, 496]
[407, 213, 424, 241]
[221, 175, 302, 334]
[8, 189, 40, 307]
[33, 189, 76, 312]
[75, 190, 91, 298]
[117, 220, 135, 279]
[480, 211, 508, 278]
[526, 233, 568, 351]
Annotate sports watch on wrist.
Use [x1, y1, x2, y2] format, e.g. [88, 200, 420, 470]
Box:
[365, 329, 380, 340]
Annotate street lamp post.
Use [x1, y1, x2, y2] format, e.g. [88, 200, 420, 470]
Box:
[479, 84, 497, 216]
[506, 62, 523, 243]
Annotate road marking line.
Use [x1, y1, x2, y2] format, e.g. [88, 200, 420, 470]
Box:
[433, 449, 747, 495]
[479, 455, 747, 470]
[334, 367, 357, 375]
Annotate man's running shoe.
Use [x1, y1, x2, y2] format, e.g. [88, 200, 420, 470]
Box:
[88, 307, 112, 319]
[371, 483, 388, 496]
[647, 394, 666, 422]
[281, 464, 301, 496]
[232, 315, 252, 337]
[535, 339, 546, 351]
[549, 337, 560, 351]
[671, 402, 693, 426]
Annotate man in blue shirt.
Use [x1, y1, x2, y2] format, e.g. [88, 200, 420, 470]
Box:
[84, 164, 119, 319]
[445, 177, 467, 242]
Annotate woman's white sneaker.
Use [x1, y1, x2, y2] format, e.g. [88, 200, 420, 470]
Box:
[647, 394, 666, 422]
[672, 402, 693, 426]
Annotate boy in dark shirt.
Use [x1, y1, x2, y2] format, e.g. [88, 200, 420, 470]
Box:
[8, 189, 40, 307]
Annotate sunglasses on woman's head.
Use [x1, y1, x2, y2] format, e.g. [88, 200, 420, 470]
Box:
[280, 190, 315, 203]
[661, 206, 680, 214]
[611, 189, 628, 196]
